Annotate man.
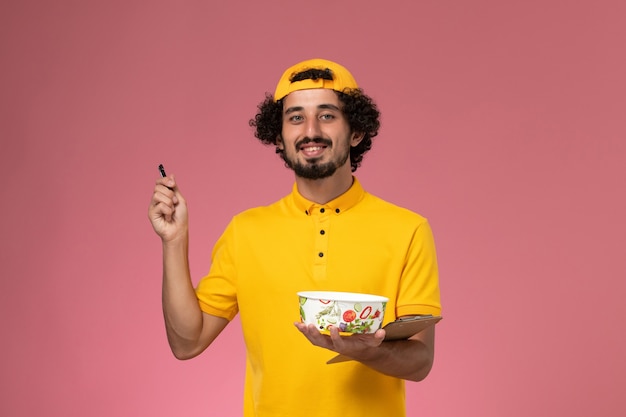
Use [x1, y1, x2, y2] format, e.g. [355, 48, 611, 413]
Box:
[148, 58, 441, 417]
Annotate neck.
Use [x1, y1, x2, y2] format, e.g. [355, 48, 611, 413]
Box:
[295, 169, 354, 204]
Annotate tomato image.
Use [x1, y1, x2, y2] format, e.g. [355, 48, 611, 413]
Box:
[343, 310, 357, 322]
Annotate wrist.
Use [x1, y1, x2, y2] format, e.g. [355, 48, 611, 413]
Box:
[162, 233, 189, 251]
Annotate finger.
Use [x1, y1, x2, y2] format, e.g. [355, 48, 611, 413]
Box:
[352, 331, 384, 346]
[156, 176, 177, 192]
[163, 175, 186, 206]
[154, 183, 176, 199]
[294, 322, 317, 338]
[150, 189, 179, 222]
[167, 174, 181, 195]
[294, 321, 308, 332]
[295, 323, 331, 348]
[358, 331, 384, 348]
[151, 189, 176, 209]
[374, 329, 386, 341]
[154, 201, 175, 222]
[328, 325, 344, 346]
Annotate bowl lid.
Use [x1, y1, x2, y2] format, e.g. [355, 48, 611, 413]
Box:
[297, 291, 388, 303]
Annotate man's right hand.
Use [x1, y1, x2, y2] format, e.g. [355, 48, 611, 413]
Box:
[148, 175, 188, 243]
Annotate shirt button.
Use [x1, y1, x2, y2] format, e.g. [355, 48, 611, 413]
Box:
[320, 208, 325, 213]
[320, 230, 325, 235]
[335, 208, 340, 213]
[318, 252, 324, 257]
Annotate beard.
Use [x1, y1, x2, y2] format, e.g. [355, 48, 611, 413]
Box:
[280, 137, 351, 180]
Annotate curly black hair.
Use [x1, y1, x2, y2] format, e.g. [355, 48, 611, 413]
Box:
[249, 87, 381, 172]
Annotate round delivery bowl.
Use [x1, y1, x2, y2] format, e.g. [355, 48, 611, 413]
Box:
[297, 291, 388, 334]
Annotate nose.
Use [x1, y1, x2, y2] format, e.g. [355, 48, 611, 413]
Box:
[305, 117, 322, 138]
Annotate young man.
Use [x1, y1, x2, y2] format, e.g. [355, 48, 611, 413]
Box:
[148, 58, 441, 417]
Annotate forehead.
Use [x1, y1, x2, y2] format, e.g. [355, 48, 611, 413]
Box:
[282, 88, 341, 110]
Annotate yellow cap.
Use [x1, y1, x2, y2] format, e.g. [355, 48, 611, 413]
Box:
[273, 58, 359, 101]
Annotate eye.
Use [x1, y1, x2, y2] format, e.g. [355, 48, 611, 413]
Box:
[320, 113, 335, 121]
[288, 114, 304, 123]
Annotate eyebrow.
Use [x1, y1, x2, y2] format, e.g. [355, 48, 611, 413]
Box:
[284, 103, 341, 115]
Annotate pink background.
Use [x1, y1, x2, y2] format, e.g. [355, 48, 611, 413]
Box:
[1, 1, 625, 416]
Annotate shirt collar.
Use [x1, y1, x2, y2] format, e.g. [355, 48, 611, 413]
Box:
[291, 177, 366, 216]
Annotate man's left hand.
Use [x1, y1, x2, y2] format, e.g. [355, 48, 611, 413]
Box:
[294, 322, 386, 361]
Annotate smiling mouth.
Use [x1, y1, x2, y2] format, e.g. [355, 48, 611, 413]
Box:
[299, 144, 328, 158]
[297, 138, 332, 155]
[300, 145, 326, 152]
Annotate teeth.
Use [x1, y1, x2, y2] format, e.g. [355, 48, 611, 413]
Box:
[303, 146, 323, 151]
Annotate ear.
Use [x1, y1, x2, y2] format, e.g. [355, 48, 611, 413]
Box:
[350, 131, 365, 147]
[276, 134, 284, 150]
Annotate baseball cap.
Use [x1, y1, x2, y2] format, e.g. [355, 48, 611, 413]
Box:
[273, 58, 359, 101]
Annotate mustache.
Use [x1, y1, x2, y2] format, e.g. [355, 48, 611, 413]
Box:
[296, 137, 332, 149]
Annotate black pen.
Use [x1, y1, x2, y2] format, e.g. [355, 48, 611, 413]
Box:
[158, 164, 173, 190]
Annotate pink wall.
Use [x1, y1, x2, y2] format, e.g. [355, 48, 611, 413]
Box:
[1, 1, 625, 416]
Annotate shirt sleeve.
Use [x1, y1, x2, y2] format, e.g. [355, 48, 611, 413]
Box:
[195, 219, 239, 321]
[395, 219, 442, 318]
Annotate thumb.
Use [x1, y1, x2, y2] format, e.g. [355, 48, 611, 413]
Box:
[164, 174, 178, 191]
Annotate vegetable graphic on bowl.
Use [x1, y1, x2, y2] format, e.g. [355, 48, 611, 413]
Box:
[297, 291, 388, 334]
[359, 306, 372, 320]
[343, 310, 356, 322]
[315, 300, 342, 330]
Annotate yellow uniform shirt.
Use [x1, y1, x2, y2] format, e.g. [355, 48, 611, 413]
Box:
[196, 177, 441, 417]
